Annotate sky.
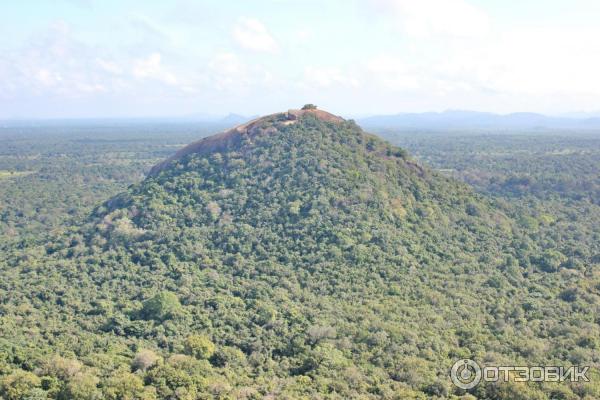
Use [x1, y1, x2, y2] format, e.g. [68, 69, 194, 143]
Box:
[1, 0, 600, 119]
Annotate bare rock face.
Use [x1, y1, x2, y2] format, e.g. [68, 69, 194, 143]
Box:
[148, 108, 344, 176]
[287, 108, 344, 123]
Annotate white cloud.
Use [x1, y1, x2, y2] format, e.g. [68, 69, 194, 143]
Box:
[96, 59, 123, 75]
[207, 52, 276, 92]
[208, 52, 248, 89]
[485, 27, 600, 95]
[34, 68, 62, 87]
[429, 26, 600, 98]
[0, 21, 117, 99]
[74, 82, 107, 93]
[232, 17, 278, 53]
[303, 66, 360, 88]
[130, 14, 172, 43]
[132, 53, 178, 85]
[3, 3, 600, 117]
[294, 27, 314, 43]
[372, 0, 490, 38]
[365, 55, 420, 90]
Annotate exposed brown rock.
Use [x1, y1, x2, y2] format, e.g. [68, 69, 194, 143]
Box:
[148, 108, 344, 176]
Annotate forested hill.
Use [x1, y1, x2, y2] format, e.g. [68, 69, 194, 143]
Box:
[147, 108, 346, 176]
[1, 107, 599, 399]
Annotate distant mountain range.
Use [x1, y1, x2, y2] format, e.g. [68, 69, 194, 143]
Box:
[358, 110, 600, 131]
[4, 110, 600, 131]
[218, 113, 259, 125]
[0, 113, 260, 129]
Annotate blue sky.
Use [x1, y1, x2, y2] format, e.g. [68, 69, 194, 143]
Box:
[1, 0, 600, 118]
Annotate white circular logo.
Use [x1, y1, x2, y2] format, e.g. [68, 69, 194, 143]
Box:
[451, 359, 482, 389]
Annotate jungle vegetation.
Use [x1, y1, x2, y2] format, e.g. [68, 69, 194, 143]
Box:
[0, 113, 599, 399]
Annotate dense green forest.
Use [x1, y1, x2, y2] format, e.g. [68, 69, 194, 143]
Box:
[1, 112, 599, 399]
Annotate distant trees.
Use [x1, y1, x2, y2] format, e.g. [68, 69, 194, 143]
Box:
[537, 249, 568, 272]
[141, 291, 182, 321]
[560, 287, 579, 302]
[307, 325, 336, 345]
[64, 372, 101, 400]
[288, 200, 302, 215]
[301, 104, 317, 110]
[103, 369, 150, 400]
[184, 335, 215, 360]
[132, 350, 161, 372]
[0, 370, 41, 400]
[1, 112, 599, 399]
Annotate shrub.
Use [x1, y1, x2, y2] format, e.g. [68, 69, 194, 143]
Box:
[538, 250, 567, 272]
[141, 291, 182, 321]
[0, 370, 42, 400]
[184, 335, 216, 360]
[132, 349, 161, 371]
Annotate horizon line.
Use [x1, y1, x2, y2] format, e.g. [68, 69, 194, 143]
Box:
[3, 108, 600, 123]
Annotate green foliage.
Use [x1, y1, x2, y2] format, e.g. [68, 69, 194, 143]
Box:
[64, 372, 101, 400]
[103, 368, 151, 400]
[141, 291, 183, 321]
[0, 117, 598, 399]
[0, 370, 41, 400]
[538, 249, 568, 272]
[145, 355, 208, 399]
[184, 335, 215, 360]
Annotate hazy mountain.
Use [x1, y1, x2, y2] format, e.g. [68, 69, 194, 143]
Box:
[219, 113, 259, 126]
[559, 111, 600, 119]
[359, 110, 600, 130]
